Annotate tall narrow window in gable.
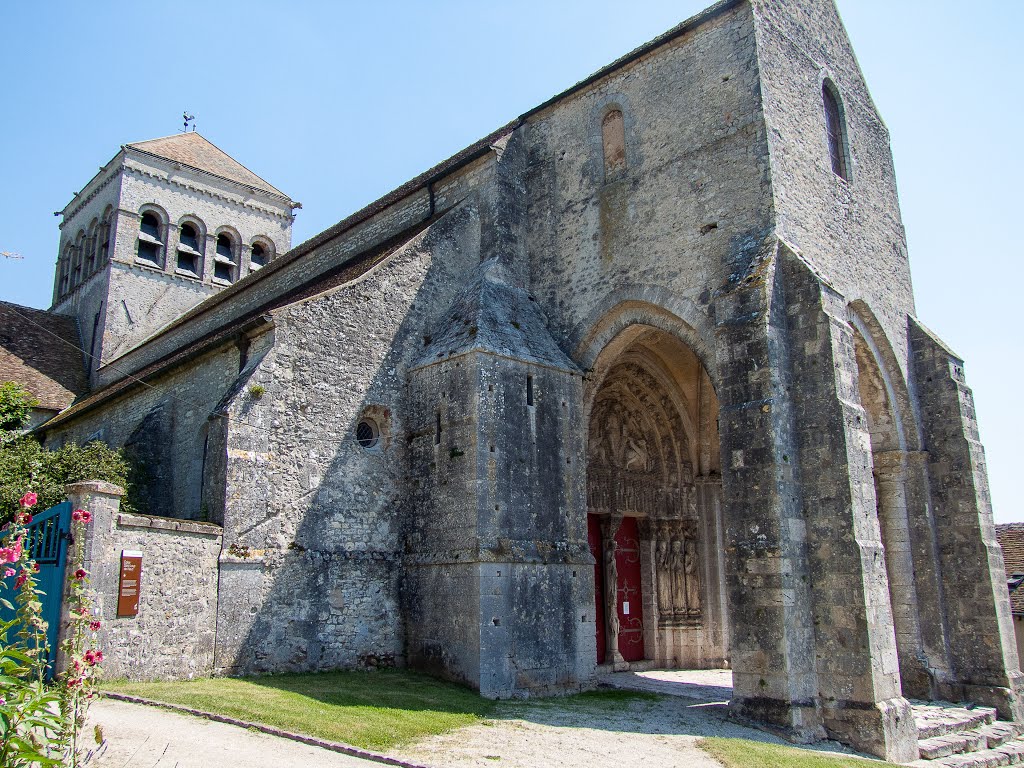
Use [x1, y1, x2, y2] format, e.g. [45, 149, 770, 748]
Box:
[823, 82, 849, 180]
[602, 109, 626, 181]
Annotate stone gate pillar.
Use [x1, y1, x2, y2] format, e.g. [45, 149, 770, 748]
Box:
[909, 319, 1024, 720]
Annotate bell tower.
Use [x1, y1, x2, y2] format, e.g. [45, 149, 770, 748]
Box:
[51, 132, 299, 386]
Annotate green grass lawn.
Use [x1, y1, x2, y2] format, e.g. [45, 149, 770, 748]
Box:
[103, 669, 495, 751]
[698, 737, 900, 768]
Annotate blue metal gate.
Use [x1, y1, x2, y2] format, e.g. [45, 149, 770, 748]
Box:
[1, 501, 73, 678]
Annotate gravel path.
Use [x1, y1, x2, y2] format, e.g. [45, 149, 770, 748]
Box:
[394, 670, 865, 768]
[83, 670, 872, 768]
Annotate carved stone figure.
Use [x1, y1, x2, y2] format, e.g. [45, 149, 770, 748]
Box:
[624, 436, 649, 472]
[603, 534, 620, 647]
[669, 537, 686, 617]
[656, 537, 672, 617]
[685, 539, 701, 615]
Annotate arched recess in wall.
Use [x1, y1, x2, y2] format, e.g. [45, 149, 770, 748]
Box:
[849, 304, 929, 697]
[602, 108, 627, 182]
[583, 316, 727, 672]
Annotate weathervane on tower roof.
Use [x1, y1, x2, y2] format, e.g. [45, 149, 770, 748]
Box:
[182, 112, 196, 132]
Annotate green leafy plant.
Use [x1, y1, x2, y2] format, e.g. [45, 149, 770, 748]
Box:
[247, 384, 266, 399]
[0, 492, 103, 767]
[0, 383, 37, 445]
[0, 438, 133, 519]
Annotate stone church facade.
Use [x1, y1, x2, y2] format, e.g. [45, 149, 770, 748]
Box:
[7, 0, 1020, 760]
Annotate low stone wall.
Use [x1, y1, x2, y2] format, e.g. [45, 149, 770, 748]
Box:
[66, 481, 222, 680]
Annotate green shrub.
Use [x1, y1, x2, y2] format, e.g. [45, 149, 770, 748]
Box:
[0, 438, 134, 520]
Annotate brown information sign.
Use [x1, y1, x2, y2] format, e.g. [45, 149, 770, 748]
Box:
[117, 550, 143, 617]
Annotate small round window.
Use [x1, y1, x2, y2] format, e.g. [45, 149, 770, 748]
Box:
[356, 419, 379, 449]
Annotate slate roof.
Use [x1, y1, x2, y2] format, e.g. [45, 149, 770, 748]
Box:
[996, 523, 1024, 616]
[125, 132, 289, 198]
[0, 301, 88, 412]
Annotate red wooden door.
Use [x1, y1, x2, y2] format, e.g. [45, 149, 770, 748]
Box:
[615, 516, 645, 661]
[587, 513, 606, 664]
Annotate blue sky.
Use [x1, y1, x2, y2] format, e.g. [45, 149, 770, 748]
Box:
[1, 1, 1020, 522]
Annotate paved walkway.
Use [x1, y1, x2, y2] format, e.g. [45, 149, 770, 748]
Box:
[84, 699, 386, 768]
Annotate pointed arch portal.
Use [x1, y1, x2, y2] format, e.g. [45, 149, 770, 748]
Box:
[585, 325, 727, 669]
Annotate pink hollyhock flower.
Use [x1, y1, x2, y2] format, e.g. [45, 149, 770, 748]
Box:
[84, 650, 96, 665]
[66, 676, 82, 688]
[80, 510, 93, 523]
[14, 574, 26, 589]
[95, 650, 104, 663]
[74, 568, 87, 580]
[89, 620, 101, 631]
[72, 509, 83, 521]
[15, 511, 32, 525]
[0, 548, 13, 564]
[19, 492, 37, 509]
[3, 568, 14, 578]
[31, 562, 38, 573]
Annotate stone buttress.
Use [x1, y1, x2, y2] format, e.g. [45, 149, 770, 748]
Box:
[405, 132, 593, 696]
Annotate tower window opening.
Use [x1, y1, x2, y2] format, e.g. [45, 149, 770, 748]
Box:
[251, 242, 267, 269]
[435, 412, 442, 445]
[527, 375, 534, 407]
[214, 233, 236, 282]
[177, 223, 201, 275]
[137, 212, 163, 266]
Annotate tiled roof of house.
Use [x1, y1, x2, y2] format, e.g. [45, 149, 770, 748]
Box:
[996, 523, 1024, 616]
[125, 132, 288, 198]
[0, 301, 88, 413]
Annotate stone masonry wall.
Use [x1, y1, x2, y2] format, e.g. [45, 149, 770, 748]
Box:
[66, 482, 222, 681]
[526, 1, 770, 363]
[211, 191, 487, 675]
[45, 344, 244, 521]
[751, 0, 915, 376]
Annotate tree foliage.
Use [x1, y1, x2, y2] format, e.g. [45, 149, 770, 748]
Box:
[0, 383, 37, 441]
[0, 438, 134, 520]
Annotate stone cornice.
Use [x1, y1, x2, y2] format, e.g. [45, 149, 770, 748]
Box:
[61, 170, 119, 229]
[121, 162, 294, 223]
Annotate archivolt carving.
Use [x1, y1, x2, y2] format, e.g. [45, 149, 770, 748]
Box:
[587, 358, 696, 519]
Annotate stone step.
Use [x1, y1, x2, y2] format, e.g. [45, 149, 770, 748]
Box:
[908, 739, 1024, 767]
[913, 701, 999, 740]
[918, 725, 1023, 761]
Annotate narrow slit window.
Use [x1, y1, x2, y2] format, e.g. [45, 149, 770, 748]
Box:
[527, 375, 534, 407]
[823, 82, 849, 180]
[435, 412, 442, 445]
